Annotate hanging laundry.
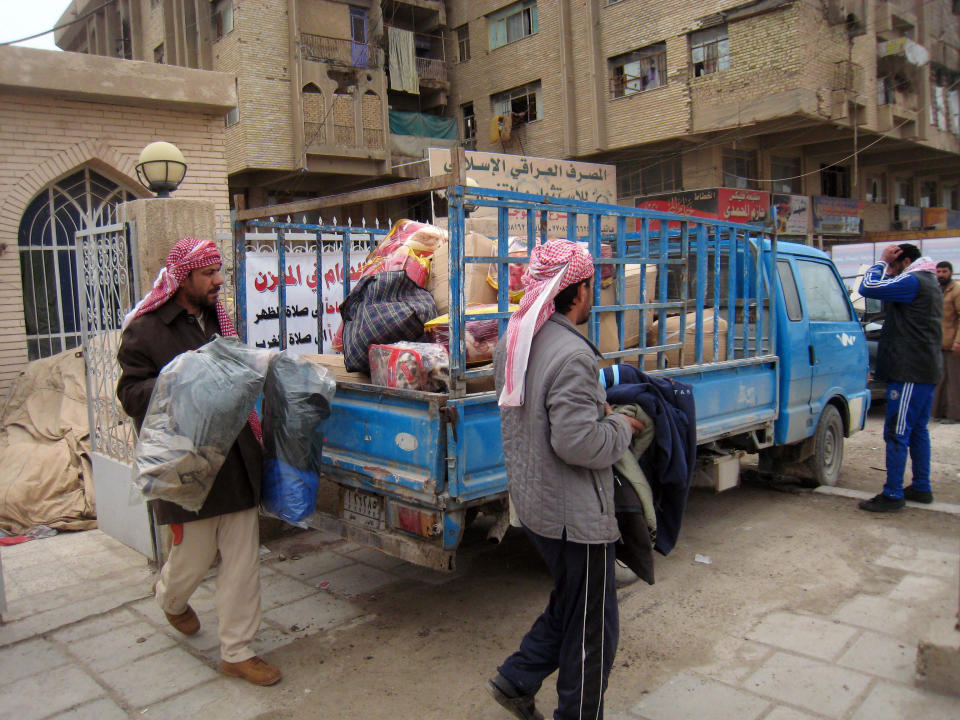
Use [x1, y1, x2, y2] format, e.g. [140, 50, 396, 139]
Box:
[388, 27, 419, 95]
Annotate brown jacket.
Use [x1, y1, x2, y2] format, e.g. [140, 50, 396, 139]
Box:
[942, 280, 960, 350]
[116, 300, 262, 525]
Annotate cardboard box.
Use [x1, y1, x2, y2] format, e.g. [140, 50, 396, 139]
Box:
[576, 264, 657, 355]
[300, 353, 371, 384]
[428, 232, 499, 315]
[645, 312, 728, 368]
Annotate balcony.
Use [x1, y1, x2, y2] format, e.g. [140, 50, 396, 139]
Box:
[300, 33, 379, 69]
[416, 56, 447, 85]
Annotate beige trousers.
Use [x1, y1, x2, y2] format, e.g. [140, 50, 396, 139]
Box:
[155, 507, 262, 663]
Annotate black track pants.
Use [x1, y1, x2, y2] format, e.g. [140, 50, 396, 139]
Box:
[499, 529, 619, 720]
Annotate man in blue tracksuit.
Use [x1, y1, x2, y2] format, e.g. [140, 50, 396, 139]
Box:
[858, 243, 942, 511]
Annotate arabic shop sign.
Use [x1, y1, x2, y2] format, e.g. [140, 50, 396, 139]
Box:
[428, 148, 616, 236]
[717, 188, 770, 225]
[895, 204, 922, 231]
[772, 193, 810, 235]
[923, 207, 960, 230]
[245, 246, 368, 355]
[812, 196, 864, 236]
[636, 187, 769, 230]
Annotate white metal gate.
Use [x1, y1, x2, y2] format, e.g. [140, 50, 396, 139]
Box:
[75, 219, 162, 562]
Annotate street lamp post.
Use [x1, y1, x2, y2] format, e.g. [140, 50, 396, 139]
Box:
[135, 141, 187, 198]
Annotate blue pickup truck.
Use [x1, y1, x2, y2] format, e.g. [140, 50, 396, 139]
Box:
[238, 183, 869, 571]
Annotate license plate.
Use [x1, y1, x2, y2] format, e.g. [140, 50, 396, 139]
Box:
[341, 488, 385, 530]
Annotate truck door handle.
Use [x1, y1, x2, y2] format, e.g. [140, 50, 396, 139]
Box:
[809, 345, 816, 364]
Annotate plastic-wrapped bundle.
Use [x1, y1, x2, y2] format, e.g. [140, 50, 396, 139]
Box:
[261, 352, 336, 525]
[134, 336, 270, 512]
[425, 304, 518, 364]
[369, 342, 450, 393]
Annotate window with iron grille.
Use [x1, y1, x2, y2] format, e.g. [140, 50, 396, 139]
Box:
[488, 1, 538, 50]
[212, 0, 234, 41]
[18, 169, 134, 361]
[609, 43, 666, 98]
[770, 156, 801, 194]
[456, 25, 470, 62]
[723, 150, 757, 189]
[461, 102, 476, 143]
[894, 177, 913, 205]
[642, 157, 682, 195]
[690, 25, 729, 77]
[491, 80, 541, 123]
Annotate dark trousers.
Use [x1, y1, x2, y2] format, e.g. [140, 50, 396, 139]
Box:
[933, 349, 960, 421]
[499, 528, 619, 720]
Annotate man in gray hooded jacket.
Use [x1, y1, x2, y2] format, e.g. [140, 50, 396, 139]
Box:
[488, 240, 642, 720]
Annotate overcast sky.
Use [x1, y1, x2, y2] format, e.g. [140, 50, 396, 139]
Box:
[1, 1, 73, 51]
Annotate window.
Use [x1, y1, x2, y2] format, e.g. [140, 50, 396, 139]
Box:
[456, 24, 470, 62]
[820, 164, 850, 198]
[153, 43, 165, 64]
[642, 157, 681, 195]
[18, 169, 133, 361]
[777, 261, 803, 321]
[610, 43, 667, 98]
[894, 177, 913, 205]
[865, 175, 886, 203]
[796, 260, 852, 323]
[944, 185, 959, 210]
[225, 106, 239, 126]
[770, 156, 801, 194]
[212, 0, 234, 41]
[920, 180, 937, 208]
[690, 25, 729, 77]
[488, 1, 538, 50]
[461, 102, 476, 144]
[491, 80, 542, 123]
[722, 150, 757, 189]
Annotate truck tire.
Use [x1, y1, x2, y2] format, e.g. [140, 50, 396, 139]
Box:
[807, 404, 844, 486]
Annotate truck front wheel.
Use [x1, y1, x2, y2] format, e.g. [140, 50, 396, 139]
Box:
[807, 405, 844, 486]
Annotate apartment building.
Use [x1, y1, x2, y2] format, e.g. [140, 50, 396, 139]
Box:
[55, 0, 456, 216]
[446, 0, 960, 242]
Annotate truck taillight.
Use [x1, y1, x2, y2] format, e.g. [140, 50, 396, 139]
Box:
[388, 503, 440, 538]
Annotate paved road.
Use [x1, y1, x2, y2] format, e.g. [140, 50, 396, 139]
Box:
[1, 470, 958, 720]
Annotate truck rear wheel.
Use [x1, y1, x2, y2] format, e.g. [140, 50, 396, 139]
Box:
[807, 405, 843, 486]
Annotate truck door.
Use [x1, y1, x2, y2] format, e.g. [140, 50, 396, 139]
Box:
[774, 257, 813, 444]
[793, 258, 867, 426]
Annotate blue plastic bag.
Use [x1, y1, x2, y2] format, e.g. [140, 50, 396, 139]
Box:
[260, 353, 336, 525]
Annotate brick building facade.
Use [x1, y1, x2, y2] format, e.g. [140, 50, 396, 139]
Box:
[446, 0, 960, 241]
[0, 46, 235, 394]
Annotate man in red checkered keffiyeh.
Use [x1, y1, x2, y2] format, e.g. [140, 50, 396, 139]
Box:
[116, 237, 280, 686]
[499, 239, 596, 406]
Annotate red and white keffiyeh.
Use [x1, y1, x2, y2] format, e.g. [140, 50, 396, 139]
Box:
[499, 240, 594, 407]
[123, 237, 262, 440]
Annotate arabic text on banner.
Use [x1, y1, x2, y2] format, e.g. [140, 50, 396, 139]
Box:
[245, 250, 367, 355]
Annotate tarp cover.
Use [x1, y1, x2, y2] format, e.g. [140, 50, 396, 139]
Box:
[388, 110, 457, 139]
[0, 347, 96, 534]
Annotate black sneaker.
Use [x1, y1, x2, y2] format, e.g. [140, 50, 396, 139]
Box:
[903, 486, 934, 504]
[487, 673, 544, 720]
[858, 493, 905, 513]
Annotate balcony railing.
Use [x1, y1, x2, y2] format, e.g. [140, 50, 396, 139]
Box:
[301, 33, 378, 69]
[305, 121, 385, 152]
[416, 56, 447, 84]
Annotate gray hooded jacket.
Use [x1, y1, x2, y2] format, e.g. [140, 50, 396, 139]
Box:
[494, 314, 633, 543]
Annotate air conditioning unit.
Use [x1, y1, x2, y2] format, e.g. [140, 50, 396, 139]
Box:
[825, 0, 866, 37]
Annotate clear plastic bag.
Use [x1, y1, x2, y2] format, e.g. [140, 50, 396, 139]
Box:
[133, 336, 270, 512]
[369, 342, 450, 392]
[261, 352, 337, 525]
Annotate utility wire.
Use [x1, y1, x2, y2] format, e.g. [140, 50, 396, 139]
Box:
[1, 0, 118, 46]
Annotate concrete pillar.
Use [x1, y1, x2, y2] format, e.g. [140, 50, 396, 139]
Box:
[120, 198, 216, 297]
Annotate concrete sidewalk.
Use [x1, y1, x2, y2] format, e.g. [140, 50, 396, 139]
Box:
[0, 528, 444, 720]
[1, 518, 959, 720]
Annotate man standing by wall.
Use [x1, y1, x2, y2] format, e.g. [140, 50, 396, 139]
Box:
[117, 237, 281, 686]
[933, 261, 960, 424]
[858, 243, 942, 511]
[489, 240, 643, 720]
